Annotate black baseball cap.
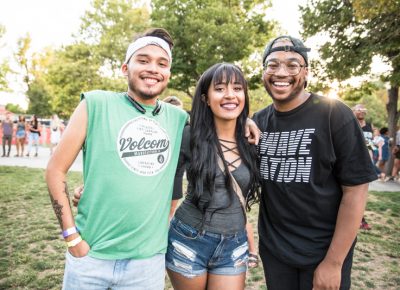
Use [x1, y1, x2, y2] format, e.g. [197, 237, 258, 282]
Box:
[262, 35, 311, 66]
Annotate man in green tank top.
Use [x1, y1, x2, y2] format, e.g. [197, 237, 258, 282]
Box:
[46, 28, 188, 290]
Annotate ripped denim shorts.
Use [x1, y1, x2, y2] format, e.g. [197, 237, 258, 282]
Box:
[165, 218, 248, 278]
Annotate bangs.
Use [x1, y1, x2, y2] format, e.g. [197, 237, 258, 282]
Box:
[211, 64, 247, 87]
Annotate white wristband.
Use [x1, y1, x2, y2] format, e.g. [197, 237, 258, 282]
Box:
[66, 236, 82, 248]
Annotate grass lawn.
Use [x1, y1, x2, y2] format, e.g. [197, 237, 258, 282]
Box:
[0, 166, 399, 289]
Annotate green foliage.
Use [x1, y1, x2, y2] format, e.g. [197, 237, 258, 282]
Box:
[26, 78, 53, 117]
[14, 34, 54, 117]
[249, 86, 273, 115]
[151, 0, 276, 96]
[14, 34, 33, 91]
[45, 43, 102, 118]
[339, 81, 388, 127]
[79, 0, 150, 75]
[5, 103, 25, 114]
[0, 59, 11, 91]
[300, 0, 400, 85]
[0, 24, 11, 91]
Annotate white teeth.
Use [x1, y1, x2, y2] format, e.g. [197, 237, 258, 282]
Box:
[221, 103, 238, 109]
[143, 78, 158, 85]
[273, 81, 290, 86]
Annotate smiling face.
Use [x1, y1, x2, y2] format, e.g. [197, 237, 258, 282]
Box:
[262, 39, 308, 110]
[207, 75, 245, 124]
[121, 44, 171, 104]
[353, 104, 367, 121]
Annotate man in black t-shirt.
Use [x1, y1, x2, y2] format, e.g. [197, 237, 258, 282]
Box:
[253, 36, 377, 290]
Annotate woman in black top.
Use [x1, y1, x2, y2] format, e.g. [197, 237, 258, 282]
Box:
[166, 63, 260, 290]
[26, 114, 41, 157]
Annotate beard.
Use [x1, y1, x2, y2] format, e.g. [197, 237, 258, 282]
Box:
[127, 74, 167, 101]
[263, 76, 306, 105]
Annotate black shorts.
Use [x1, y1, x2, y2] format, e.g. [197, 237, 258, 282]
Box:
[259, 241, 355, 290]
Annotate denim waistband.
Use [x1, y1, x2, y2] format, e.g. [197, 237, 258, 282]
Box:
[172, 217, 246, 239]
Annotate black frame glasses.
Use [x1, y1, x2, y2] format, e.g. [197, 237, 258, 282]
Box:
[263, 60, 307, 76]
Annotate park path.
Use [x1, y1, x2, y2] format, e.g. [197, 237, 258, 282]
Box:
[0, 145, 82, 172]
[1, 145, 399, 192]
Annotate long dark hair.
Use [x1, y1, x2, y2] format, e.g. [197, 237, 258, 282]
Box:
[32, 115, 38, 128]
[188, 63, 260, 211]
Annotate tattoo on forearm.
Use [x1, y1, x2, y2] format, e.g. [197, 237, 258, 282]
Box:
[49, 193, 63, 227]
[48, 181, 71, 228]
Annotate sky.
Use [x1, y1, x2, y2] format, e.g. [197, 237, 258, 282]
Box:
[0, 0, 389, 109]
[0, 0, 305, 53]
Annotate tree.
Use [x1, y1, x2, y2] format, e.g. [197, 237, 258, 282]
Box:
[26, 78, 52, 117]
[15, 34, 33, 92]
[0, 24, 11, 91]
[5, 103, 25, 114]
[151, 0, 276, 97]
[78, 0, 150, 76]
[300, 0, 400, 174]
[45, 43, 104, 118]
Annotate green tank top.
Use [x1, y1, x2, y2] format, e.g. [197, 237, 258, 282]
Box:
[76, 90, 188, 259]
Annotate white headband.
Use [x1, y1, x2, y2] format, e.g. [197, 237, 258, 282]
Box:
[124, 36, 172, 64]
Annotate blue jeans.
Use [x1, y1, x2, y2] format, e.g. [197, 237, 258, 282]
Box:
[166, 218, 248, 278]
[63, 251, 165, 290]
[27, 132, 39, 154]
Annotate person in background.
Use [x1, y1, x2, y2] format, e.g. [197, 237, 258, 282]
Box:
[166, 63, 260, 290]
[353, 104, 374, 230]
[389, 127, 400, 181]
[253, 35, 377, 290]
[50, 114, 63, 155]
[163, 95, 184, 109]
[15, 115, 27, 157]
[26, 114, 41, 157]
[1, 112, 13, 157]
[372, 128, 385, 181]
[378, 127, 390, 176]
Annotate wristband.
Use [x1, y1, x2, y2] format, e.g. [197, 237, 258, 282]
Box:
[62, 226, 79, 238]
[67, 236, 82, 248]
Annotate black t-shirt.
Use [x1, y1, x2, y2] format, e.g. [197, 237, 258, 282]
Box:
[361, 123, 374, 150]
[253, 93, 377, 267]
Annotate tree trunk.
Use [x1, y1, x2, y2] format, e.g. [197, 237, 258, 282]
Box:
[385, 85, 399, 176]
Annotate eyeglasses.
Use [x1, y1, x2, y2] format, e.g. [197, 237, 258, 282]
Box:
[354, 109, 367, 113]
[263, 60, 306, 76]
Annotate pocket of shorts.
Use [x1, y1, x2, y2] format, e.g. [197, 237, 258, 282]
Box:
[171, 220, 199, 240]
[233, 230, 248, 244]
